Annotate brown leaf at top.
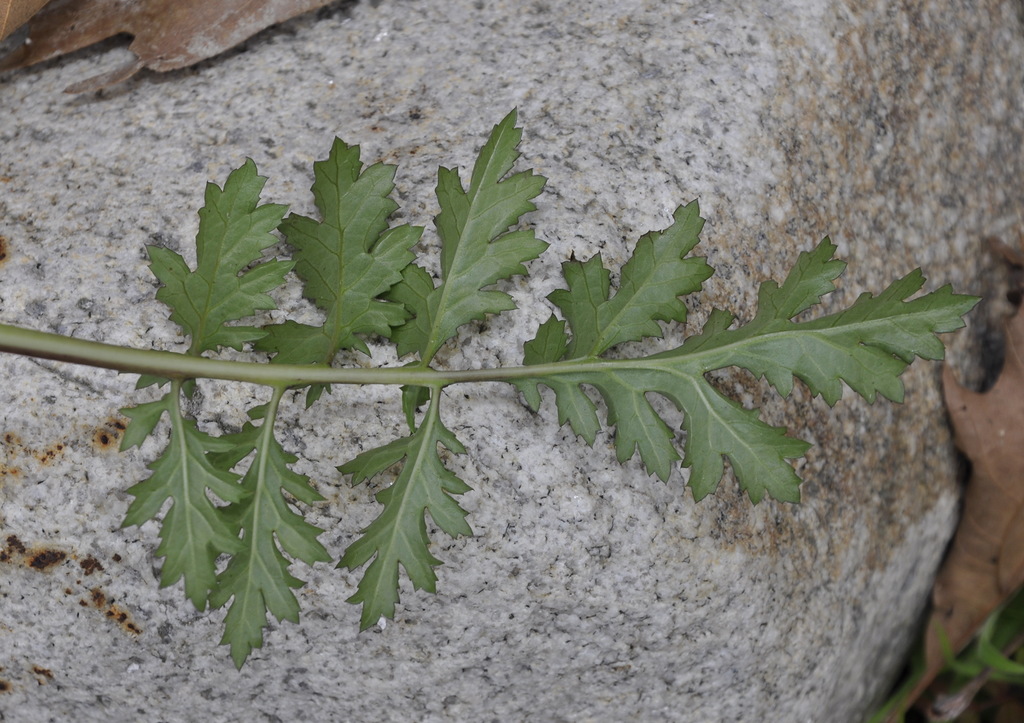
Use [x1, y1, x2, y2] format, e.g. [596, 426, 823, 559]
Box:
[0, 0, 51, 43]
[898, 302, 1024, 712]
[0, 0, 336, 92]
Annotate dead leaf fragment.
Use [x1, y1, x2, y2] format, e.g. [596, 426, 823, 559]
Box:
[903, 303, 1024, 705]
[0, 0, 335, 92]
[0, 0, 50, 43]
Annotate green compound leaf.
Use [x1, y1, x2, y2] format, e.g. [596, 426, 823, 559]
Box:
[518, 234, 978, 503]
[388, 108, 547, 364]
[147, 159, 292, 356]
[207, 389, 331, 668]
[120, 383, 245, 609]
[337, 390, 472, 630]
[256, 138, 421, 405]
[0, 111, 971, 667]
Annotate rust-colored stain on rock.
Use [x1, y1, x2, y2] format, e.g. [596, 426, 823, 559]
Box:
[79, 555, 104, 576]
[28, 549, 66, 571]
[1, 537, 142, 636]
[2, 416, 126, 479]
[5, 534, 26, 555]
[36, 442, 65, 466]
[106, 606, 142, 635]
[2, 430, 65, 474]
[84, 587, 142, 636]
[1, 432, 23, 479]
[93, 418, 127, 450]
[2, 535, 67, 571]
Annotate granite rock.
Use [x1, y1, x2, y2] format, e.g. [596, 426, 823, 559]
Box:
[0, 0, 1022, 720]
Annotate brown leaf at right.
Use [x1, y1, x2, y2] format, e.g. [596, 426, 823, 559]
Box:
[897, 302, 1024, 714]
[934, 304, 1024, 665]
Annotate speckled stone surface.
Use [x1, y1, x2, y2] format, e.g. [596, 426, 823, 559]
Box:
[0, 1, 1022, 720]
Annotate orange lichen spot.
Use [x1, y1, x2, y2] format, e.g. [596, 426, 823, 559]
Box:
[3, 432, 20, 446]
[28, 549, 66, 571]
[90, 588, 106, 608]
[0, 236, 7, 264]
[0, 680, 10, 693]
[79, 556, 104, 576]
[31, 666, 53, 684]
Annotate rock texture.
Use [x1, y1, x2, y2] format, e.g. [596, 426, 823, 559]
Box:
[0, 0, 1022, 720]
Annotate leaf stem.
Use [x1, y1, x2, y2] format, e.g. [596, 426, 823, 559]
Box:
[0, 297, 966, 393]
[0, 322, 595, 386]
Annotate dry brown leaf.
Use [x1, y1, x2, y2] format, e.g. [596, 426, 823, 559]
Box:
[0, 0, 50, 43]
[895, 302, 1024, 713]
[933, 304, 1024, 663]
[0, 0, 335, 92]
